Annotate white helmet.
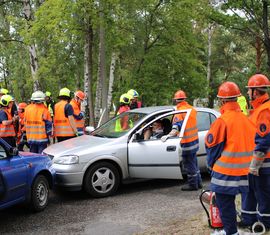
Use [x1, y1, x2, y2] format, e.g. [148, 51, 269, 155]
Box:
[31, 91, 45, 103]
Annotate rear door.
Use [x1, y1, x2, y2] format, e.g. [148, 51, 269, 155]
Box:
[128, 109, 191, 179]
[0, 144, 28, 206]
[196, 111, 218, 171]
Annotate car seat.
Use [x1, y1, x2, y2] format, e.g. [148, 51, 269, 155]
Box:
[161, 118, 172, 135]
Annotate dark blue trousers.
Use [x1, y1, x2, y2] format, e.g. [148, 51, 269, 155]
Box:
[29, 143, 48, 154]
[182, 152, 202, 188]
[241, 174, 270, 228]
[216, 192, 238, 235]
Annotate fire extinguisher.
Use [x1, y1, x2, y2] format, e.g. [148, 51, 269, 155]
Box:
[200, 190, 223, 229]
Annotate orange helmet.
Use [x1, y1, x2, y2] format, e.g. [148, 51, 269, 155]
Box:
[174, 90, 187, 100]
[18, 102, 27, 109]
[246, 74, 270, 88]
[217, 81, 241, 98]
[75, 90, 85, 100]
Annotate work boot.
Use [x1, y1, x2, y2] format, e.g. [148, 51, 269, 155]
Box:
[198, 182, 203, 189]
[181, 184, 198, 191]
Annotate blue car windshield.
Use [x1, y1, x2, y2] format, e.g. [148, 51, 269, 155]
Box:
[92, 112, 146, 138]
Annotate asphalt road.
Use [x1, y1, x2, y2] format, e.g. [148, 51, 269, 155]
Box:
[0, 174, 211, 235]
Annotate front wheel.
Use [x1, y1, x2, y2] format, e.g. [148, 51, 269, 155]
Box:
[83, 162, 120, 198]
[30, 175, 49, 212]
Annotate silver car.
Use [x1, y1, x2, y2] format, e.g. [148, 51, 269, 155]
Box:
[43, 106, 220, 198]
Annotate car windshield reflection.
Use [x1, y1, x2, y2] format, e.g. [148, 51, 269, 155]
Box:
[92, 112, 147, 138]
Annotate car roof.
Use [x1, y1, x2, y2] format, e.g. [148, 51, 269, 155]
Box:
[129, 105, 220, 116]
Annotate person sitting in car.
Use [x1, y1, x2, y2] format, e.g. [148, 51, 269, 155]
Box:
[144, 120, 164, 140]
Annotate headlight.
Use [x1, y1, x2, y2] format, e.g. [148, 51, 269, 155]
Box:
[54, 155, 79, 165]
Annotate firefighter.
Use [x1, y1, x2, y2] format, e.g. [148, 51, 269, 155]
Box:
[0, 88, 17, 117]
[24, 91, 52, 153]
[161, 90, 202, 191]
[44, 91, 55, 119]
[115, 93, 132, 132]
[0, 95, 17, 147]
[239, 74, 270, 231]
[17, 102, 29, 151]
[54, 87, 77, 142]
[237, 95, 248, 115]
[205, 82, 255, 235]
[127, 89, 142, 109]
[70, 90, 85, 136]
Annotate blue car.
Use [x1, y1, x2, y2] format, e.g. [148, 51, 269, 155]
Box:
[0, 139, 55, 212]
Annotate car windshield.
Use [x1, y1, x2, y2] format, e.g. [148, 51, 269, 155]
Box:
[92, 112, 147, 138]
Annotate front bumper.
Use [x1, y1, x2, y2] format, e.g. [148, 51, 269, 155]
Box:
[53, 163, 84, 190]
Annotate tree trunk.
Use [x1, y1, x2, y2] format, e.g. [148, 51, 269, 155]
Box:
[207, 23, 215, 108]
[94, 3, 107, 124]
[107, 52, 117, 119]
[84, 17, 95, 126]
[262, 0, 270, 72]
[255, 35, 263, 73]
[23, 0, 40, 91]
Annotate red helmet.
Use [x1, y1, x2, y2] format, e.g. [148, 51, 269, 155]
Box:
[174, 90, 187, 100]
[75, 90, 85, 100]
[18, 102, 27, 109]
[217, 82, 241, 98]
[246, 74, 270, 88]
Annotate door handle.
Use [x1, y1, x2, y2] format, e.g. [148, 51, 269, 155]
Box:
[166, 146, 176, 152]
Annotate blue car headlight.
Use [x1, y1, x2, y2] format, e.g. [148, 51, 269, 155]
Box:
[54, 155, 79, 165]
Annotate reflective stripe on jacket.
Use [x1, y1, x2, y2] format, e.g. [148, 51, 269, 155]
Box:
[70, 99, 84, 135]
[0, 109, 15, 137]
[54, 100, 74, 137]
[25, 104, 50, 143]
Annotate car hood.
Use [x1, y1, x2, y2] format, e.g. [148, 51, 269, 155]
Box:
[19, 151, 50, 162]
[43, 135, 117, 158]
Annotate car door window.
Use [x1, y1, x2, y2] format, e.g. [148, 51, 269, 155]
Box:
[210, 113, 217, 124]
[197, 112, 211, 132]
[0, 145, 7, 159]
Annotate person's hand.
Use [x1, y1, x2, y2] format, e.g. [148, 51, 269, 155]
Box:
[249, 151, 265, 176]
[249, 167, 259, 176]
[161, 135, 170, 142]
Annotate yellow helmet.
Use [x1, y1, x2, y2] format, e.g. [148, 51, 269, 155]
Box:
[59, 87, 71, 97]
[45, 91, 51, 97]
[119, 93, 132, 104]
[127, 89, 139, 98]
[0, 95, 13, 106]
[0, 88, 9, 95]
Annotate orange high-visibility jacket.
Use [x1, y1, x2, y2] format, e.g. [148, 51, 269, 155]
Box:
[173, 101, 198, 144]
[70, 99, 84, 130]
[0, 109, 15, 137]
[25, 104, 51, 143]
[54, 100, 74, 137]
[211, 103, 256, 176]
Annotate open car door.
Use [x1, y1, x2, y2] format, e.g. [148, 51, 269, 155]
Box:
[127, 109, 191, 180]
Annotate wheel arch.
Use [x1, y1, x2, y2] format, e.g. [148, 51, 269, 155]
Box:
[82, 159, 123, 186]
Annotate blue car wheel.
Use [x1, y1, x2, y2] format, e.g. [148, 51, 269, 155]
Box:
[30, 175, 49, 212]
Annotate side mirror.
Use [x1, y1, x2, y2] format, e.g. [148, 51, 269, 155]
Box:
[132, 133, 143, 142]
[9, 147, 18, 156]
[85, 126, 95, 135]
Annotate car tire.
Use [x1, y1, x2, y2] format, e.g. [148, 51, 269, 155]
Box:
[30, 175, 49, 212]
[83, 162, 120, 198]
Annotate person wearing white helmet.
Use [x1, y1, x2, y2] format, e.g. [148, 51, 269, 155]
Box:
[24, 91, 52, 153]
